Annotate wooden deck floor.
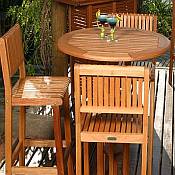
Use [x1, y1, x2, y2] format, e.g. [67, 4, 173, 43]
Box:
[0, 63, 175, 174]
[131, 67, 175, 175]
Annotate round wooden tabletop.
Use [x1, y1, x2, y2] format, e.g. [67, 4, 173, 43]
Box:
[58, 28, 170, 62]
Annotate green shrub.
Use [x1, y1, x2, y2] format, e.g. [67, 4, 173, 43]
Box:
[140, 0, 172, 37]
[8, 0, 52, 75]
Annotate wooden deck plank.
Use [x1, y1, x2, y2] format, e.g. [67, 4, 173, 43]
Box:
[153, 69, 166, 175]
[129, 144, 140, 175]
[135, 146, 141, 175]
[161, 71, 173, 174]
[173, 72, 175, 175]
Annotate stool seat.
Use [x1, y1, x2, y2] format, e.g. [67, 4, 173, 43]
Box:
[82, 113, 143, 133]
[81, 113, 144, 143]
[12, 76, 70, 106]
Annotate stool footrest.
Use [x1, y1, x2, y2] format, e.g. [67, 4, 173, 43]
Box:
[12, 166, 57, 174]
[24, 139, 67, 148]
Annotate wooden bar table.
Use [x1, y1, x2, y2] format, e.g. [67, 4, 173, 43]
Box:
[58, 27, 170, 100]
[57, 27, 170, 175]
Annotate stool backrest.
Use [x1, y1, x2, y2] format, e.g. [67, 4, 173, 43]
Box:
[0, 24, 26, 95]
[116, 13, 157, 32]
[74, 64, 150, 117]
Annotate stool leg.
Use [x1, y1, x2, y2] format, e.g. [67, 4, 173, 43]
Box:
[84, 143, 89, 175]
[70, 57, 75, 101]
[141, 143, 147, 175]
[148, 80, 154, 175]
[97, 143, 104, 175]
[169, 52, 174, 85]
[19, 106, 26, 166]
[109, 144, 114, 175]
[5, 101, 12, 175]
[123, 144, 129, 175]
[63, 93, 74, 175]
[113, 156, 118, 175]
[53, 106, 64, 175]
[76, 117, 82, 175]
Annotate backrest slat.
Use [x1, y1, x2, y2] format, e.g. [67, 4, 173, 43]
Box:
[123, 14, 127, 27]
[119, 14, 124, 27]
[146, 16, 149, 31]
[115, 78, 120, 107]
[138, 78, 143, 107]
[138, 15, 142, 29]
[127, 15, 131, 28]
[149, 15, 153, 31]
[131, 14, 135, 28]
[81, 76, 86, 106]
[121, 78, 126, 107]
[93, 77, 98, 106]
[132, 78, 137, 107]
[87, 77, 92, 106]
[134, 14, 138, 29]
[142, 15, 146, 30]
[104, 77, 109, 106]
[126, 78, 131, 108]
[98, 77, 103, 106]
[109, 77, 115, 107]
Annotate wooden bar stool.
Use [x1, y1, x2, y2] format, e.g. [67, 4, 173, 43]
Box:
[0, 24, 74, 175]
[116, 13, 157, 175]
[74, 64, 151, 175]
[79, 13, 157, 175]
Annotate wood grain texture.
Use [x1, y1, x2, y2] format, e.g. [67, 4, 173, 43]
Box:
[0, 24, 73, 175]
[0, 24, 25, 77]
[118, 13, 157, 32]
[58, 28, 170, 62]
[81, 114, 143, 134]
[74, 64, 151, 174]
[67, 1, 138, 31]
[1, 68, 173, 175]
[12, 167, 57, 174]
[12, 76, 70, 106]
[78, 65, 148, 116]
